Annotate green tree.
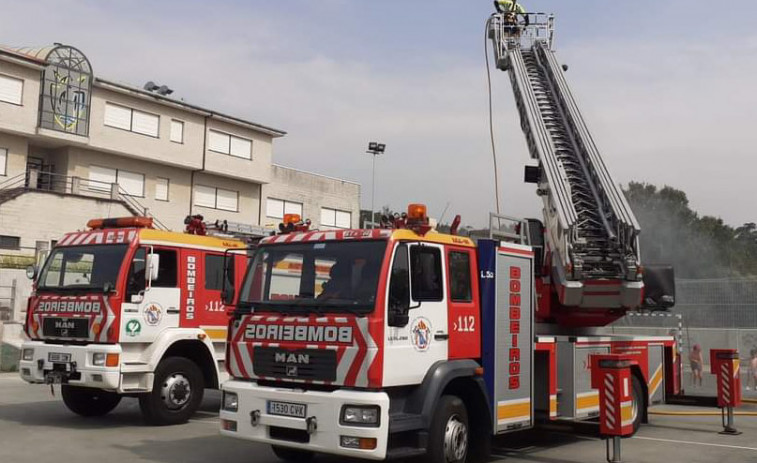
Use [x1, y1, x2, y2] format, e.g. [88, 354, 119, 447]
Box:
[623, 182, 757, 278]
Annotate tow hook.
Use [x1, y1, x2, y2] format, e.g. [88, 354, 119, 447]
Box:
[250, 410, 261, 427]
[306, 416, 317, 435]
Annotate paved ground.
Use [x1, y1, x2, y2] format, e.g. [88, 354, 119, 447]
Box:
[1, 373, 756, 463]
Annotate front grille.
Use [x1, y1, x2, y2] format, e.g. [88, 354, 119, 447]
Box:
[269, 426, 310, 443]
[42, 317, 89, 338]
[253, 347, 336, 382]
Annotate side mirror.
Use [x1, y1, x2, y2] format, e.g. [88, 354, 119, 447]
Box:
[146, 253, 160, 282]
[388, 311, 409, 328]
[26, 265, 38, 281]
[222, 286, 235, 306]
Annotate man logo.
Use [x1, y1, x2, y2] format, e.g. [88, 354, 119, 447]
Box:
[275, 352, 310, 364]
[286, 366, 298, 377]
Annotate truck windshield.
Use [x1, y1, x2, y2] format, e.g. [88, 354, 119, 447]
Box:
[238, 240, 387, 315]
[37, 245, 129, 291]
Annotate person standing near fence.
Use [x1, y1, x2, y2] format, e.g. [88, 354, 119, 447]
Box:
[689, 344, 704, 388]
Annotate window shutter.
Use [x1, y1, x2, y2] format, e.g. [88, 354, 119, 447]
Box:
[0, 148, 7, 176]
[104, 103, 132, 130]
[155, 178, 169, 201]
[284, 201, 303, 216]
[216, 188, 238, 211]
[194, 185, 216, 208]
[131, 110, 159, 137]
[336, 210, 351, 229]
[170, 120, 184, 143]
[0, 75, 22, 105]
[208, 131, 230, 154]
[266, 199, 284, 218]
[230, 136, 252, 159]
[117, 170, 145, 196]
[321, 208, 336, 227]
[88, 165, 117, 192]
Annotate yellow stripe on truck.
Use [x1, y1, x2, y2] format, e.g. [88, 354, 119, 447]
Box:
[576, 392, 599, 411]
[497, 401, 531, 420]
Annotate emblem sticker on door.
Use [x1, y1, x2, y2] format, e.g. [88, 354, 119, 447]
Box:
[410, 317, 432, 352]
[126, 319, 142, 337]
[143, 303, 163, 326]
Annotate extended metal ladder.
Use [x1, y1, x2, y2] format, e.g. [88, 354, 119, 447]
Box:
[488, 13, 642, 305]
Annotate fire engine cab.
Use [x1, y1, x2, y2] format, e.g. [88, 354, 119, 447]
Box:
[19, 216, 249, 425]
[219, 206, 679, 462]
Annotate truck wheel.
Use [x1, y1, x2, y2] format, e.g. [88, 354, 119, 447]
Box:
[630, 374, 644, 434]
[428, 395, 469, 463]
[139, 356, 204, 425]
[271, 445, 314, 462]
[61, 385, 121, 417]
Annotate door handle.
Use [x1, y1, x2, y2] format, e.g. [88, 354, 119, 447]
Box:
[167, 307, 180, 314]
[434, 333, 449, 341]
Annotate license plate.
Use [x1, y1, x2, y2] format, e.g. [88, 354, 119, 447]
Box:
[48, 352, 71, 363]
[267, 400, 307, 419]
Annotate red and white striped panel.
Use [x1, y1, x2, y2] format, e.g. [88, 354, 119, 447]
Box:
[29, 295, 116, 343]
[260, 229, 392, 245]
[56, 230, 137, 247]
[227, 314, 379, 387]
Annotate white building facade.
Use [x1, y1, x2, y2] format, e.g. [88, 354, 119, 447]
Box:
[0, 44, 360, 253]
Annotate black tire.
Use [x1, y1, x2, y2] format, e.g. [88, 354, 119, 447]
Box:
[139, 356, 204, 426]
[630, 374, 644, 434]
[271, 445, 314, 462]
[427, 395, 469, 463]
[61, 385, 121, 417]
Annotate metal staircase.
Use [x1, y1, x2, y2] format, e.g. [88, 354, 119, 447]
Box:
[0, 170, 168, 230]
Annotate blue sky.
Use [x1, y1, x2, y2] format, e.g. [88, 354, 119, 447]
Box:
[2, 1, 756, 227]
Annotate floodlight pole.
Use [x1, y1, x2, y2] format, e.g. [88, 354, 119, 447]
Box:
[366, 142, 385, 229]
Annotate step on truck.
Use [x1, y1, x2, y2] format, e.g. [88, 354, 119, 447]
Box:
[19, 216, 252, 424]
[218, 12, 681, 463]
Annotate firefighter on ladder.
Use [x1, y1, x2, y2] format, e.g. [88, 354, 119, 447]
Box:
[494, 0, 529, 37]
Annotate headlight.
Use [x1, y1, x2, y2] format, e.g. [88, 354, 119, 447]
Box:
[22, 349, 34, 361]
[341, 405, 380, 426]
[223, 391, 238, 412]
[93, 353, 106, 366]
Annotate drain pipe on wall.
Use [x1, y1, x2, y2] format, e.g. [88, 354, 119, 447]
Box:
[189, 114, 210, 217]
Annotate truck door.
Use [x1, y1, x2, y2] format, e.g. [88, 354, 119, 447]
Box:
[193, 252, 235, 339]
[120, 247, 181, 343]
[383, 242, 449, 386]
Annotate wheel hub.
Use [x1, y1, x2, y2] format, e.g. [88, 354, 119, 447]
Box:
[161, 373, 192, 410]
[443, 414, 468, 462]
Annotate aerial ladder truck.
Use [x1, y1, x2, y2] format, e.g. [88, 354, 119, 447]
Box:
[218, 12, 679, 463]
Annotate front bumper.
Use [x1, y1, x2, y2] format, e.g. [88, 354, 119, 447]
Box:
[19, 341, 122, 391]
[220, 380, 390, 460]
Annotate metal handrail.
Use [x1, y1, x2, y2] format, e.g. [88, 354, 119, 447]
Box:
[489, 212, 529, 245]
[0, 169, 168, 230]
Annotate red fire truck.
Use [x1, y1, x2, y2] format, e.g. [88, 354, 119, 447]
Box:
[218, 13, 681, 463]
[19, 216, 250, 425]
[219, 208, 678, 462]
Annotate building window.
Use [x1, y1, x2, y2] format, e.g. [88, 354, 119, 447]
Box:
[195, 185, 239, 212]
[0, 148, 6, 176]
[155, 177, 169, 201]
[170, 119, 184, 143]
[0, 235, 20, 250]
[104, 102, 159, 138]
[266, 198, 303, 219]
[321, 207, 352, 229]
[208, 129, 252, 159]
[0, 74, 23, 105]
[88, 165, 145, 197]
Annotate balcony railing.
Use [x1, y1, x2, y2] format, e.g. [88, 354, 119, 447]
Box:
[0, 169, 168, 230]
